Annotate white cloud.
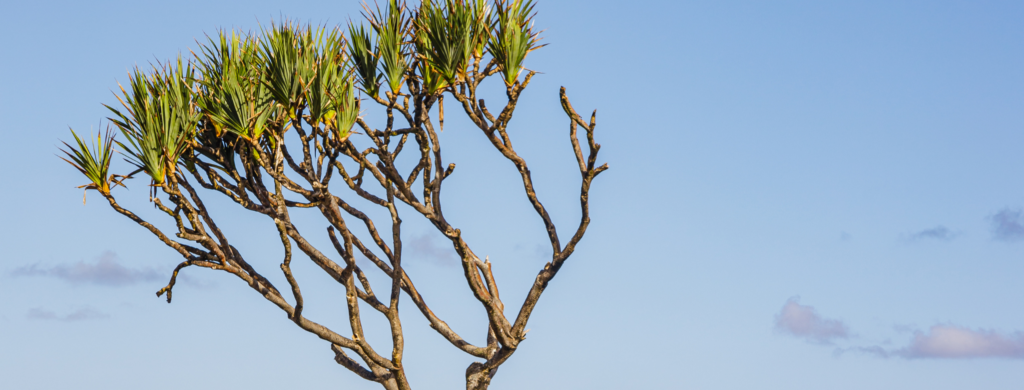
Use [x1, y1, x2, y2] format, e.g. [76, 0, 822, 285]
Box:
[775, 297, 849, 344]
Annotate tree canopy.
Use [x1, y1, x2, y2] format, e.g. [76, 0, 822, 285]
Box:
[60, 1, 606, 389]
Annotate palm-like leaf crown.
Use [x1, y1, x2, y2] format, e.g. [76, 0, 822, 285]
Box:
[107, 57, 198, 185]
[59, 127, 116, 194]
[368, 0, 410, 95]
[349, 23, 381, 97]
[62, 2, 545, 193]
[195, 31, 274, 143]
[469, 0, 493, 59]
[261, 21, 318, 116]
[489, 0, 542, 86]
[414, 0, 476, 91]
[307, 27, 359, 139]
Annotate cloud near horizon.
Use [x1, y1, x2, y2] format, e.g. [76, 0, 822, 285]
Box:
[775, 300, 1024, 360]
[775, 297, 850, 344]
[862, 325, 1024, 359]
[11, 251, 162, 286]
[989, 208, 1024, 242]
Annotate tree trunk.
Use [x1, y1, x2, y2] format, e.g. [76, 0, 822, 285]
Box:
[466, 362, 498, 390]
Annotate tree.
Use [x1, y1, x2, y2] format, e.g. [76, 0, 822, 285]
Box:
[59, 1, 606, 389]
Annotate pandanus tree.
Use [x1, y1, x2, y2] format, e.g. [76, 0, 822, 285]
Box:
[60, 1, 606, 389]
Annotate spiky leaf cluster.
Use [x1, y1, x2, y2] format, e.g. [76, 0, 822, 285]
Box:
[368, 0, 411, 95]
[62, 2, 543, 190]
[107, 57, 199, 185]
[414, 0, 473, 90]
[59, 127, 117, 194]
[195, 31, 274, 143]
[349, 24, 381, 98]
[489, 0, 542, 86]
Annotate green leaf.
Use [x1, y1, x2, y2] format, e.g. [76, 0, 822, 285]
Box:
[414, 0, 475, 90]
[488, 0, 544, 86]
[368, 0, 411, 95]
[58, 127, 116, 194]
[107, 57, 198, 184]
[308, 26, 350, 126]
[348, 23, 381, 97]
[195, 31, 273, 144]
[260, 20, 317, 112]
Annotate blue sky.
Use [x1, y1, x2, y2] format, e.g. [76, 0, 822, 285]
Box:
[2, 0, 1024, 389]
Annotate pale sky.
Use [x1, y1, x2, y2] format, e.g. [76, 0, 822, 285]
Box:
[2, 1, 1024, 389]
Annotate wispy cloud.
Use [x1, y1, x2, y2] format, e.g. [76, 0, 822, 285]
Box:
[900, 325, 1024, 359]
[27, 308, 110, 322]
[862, 325, 1024, 359]
[904, 226, 958, 242]
[776, 300, 1024, 360]
[406, 234, 459, 267]
[989, 208, 1024, 242]
[11, 251, 162, 286]
[774, 297, 849, 344]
